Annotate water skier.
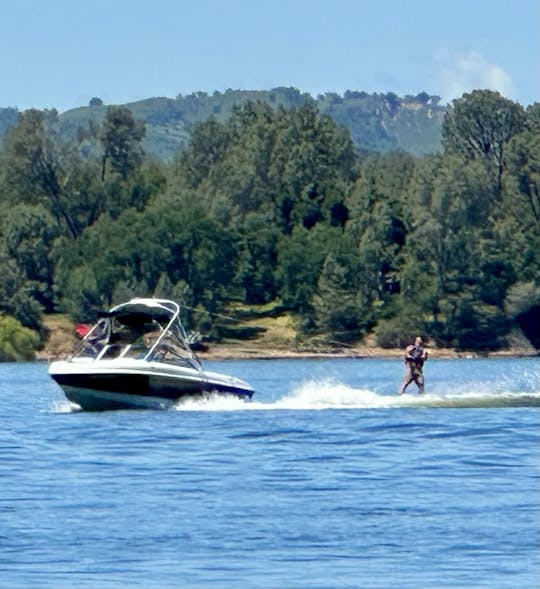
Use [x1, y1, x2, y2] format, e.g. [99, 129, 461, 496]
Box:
[398, 336, 428, 395]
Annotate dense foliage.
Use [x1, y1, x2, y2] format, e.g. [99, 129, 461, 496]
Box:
[0, 90, 538, 355]
[0, 315, 40, 361]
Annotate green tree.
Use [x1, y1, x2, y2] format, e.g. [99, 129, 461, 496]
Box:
[1, 108, 81, 238]
[0, 315, 40, 361]
[0, 107, 155, 242]
[442, 90, 526, 194]
[171, 101, 356, 233]
[502, 121, 540, 280]
[504, 281, 540, 348]
[234, 215, 280, 304]
[400, 154, 511, 348]
[175, 117, 230, 189]
[269, 102, 356, 233]
[276, 225, 341, 314]
[55, 198, 239, 327]
[312, 248, 368, 343]
[343, 151, 415, 337]
[1, 204, 59, 312]
[100, 106, 145, 180]
[0, 257, 44, 331]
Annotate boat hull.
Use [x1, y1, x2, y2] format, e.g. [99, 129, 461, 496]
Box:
[49, 360, 254, 411]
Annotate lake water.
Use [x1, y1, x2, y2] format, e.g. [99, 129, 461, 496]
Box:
[1, 357, 539, 588]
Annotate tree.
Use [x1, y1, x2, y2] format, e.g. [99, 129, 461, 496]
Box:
[497, 107, 540, 343]
[0, 107, 154, 241]
[0, 315, 40, 361]
[172, 101, 356, 233]
[504, 281, 540, 348]
[276, 225, 340, 314]
[1, 204, 59, 312]
[399, 153, 512, 348]
[269, 102, 356, 233]
[312, 250, 367, 343]
[503, 125, 540, 232]
[175, 116, 230, 189]
[1, 108, 81, 238]
[100, 106, 145, 180]
[442, 90, 526, 194]
[234, 215, 280, 304]
[0, 257, 44, 331]
[345, 152, 414, 309]
[55, 198, 239, 327]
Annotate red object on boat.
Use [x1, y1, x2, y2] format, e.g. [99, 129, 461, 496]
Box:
[75, 323, 91, 338]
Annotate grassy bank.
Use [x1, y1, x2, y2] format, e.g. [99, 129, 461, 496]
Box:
[38, 313, 538, 361]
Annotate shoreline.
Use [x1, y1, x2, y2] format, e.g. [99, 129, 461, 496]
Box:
[36, 314, 539, 362]
[194, 344, 539, 361]
[35, 344, 539, 362]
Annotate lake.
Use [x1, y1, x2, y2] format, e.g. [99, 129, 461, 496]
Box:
[1, 357, 539, 588]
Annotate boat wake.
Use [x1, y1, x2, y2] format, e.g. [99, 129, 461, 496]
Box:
[50, 379, 540, 413]
[174, 380, 540, 411]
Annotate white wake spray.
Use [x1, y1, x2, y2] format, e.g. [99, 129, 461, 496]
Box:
[173, 379, 540, 411]
[50, 379, 540, 413]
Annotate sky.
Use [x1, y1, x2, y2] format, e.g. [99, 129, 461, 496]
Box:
[1, 0, 538, 113]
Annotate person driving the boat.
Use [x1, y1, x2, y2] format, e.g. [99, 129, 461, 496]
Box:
[398, 336, 428, 395]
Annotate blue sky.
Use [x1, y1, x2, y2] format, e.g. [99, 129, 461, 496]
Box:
[1, 0, 538, 112]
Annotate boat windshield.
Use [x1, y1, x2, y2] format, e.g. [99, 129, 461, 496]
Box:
[73, 300, 200, 368]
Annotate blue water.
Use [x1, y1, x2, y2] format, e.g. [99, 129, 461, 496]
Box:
[1, 357, 539, 588]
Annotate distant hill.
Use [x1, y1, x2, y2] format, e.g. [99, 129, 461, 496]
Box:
[0, 107, 19, 139]
[0, 88, 446, 160]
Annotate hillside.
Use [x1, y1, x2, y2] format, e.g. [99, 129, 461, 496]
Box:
[39, 310, 538, 362]
[0, 88, 445, 160]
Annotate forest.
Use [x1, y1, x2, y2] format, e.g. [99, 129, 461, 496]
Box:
[0, 89, 538, 360]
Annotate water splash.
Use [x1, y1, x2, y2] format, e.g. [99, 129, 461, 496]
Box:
[49, 400, 81, 413]
[174, 379, 540, 411]
[49, 374, 540, 413]
[274, 380, 393, 409]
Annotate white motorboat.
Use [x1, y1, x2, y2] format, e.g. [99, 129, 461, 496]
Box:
[48, 298, 254, 411]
